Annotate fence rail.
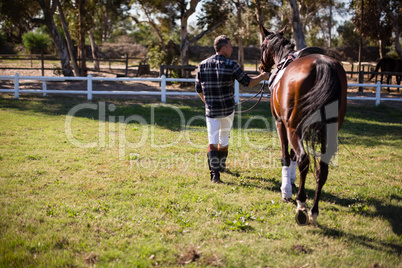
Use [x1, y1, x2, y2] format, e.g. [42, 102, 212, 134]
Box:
[1, 74, 402, 106]
[0, 54, 148, 76]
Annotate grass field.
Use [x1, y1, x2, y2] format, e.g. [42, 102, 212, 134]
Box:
[0, 94, 401, 267]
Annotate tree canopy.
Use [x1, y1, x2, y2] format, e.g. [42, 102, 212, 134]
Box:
[0, 0, 401, 76]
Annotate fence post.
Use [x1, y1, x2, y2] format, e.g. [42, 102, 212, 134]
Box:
[125, 53, 128, 77]
[14, 73, 19, 99]
[41, 51, 44, 76]
[87, 74, 93, 101]
[161, 75, 166, 103]
[235, 80, 240, 103]
[42, 80, 47, 96]
[375, 81, 381, 106]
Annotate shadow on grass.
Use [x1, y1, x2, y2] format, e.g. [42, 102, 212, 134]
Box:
[311, 224, 402, 257]
[305, 187, 402, 237]
[227, 169, 401, 240]
[340, 105, 402, 146]
[1, 96, 401, 238]
[0, 95, 274, 132]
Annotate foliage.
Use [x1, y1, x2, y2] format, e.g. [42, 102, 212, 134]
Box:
[0, 33, 14, 53]
[337, 21, 360, 48]
[351, 0, 394, 42]
[147, 43, 179, 69]
[22, 30, 51, 54]
[0, 0, 40, 43]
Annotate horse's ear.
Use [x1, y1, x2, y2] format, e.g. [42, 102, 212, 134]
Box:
[278, 26, 287, 36]
[262, 26, 269, 38]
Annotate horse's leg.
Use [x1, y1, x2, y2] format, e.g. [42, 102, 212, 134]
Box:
[276, 121, 292, 201]
[310, 109, 340, 226]
[289, 149, 297, 190]
[288, 132, 309, 224]
[387, 74, 391, 92]
[310, 160, 328, 227]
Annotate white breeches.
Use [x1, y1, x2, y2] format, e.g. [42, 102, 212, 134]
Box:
[206, 112, 235, 146]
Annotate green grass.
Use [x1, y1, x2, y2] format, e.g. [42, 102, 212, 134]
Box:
[0, 95, 401, 267]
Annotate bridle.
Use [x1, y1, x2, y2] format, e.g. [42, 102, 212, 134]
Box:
[234, 37, 273, 114]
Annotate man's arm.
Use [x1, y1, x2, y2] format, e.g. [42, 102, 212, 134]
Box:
[247, 72, 270, 87]
[197, 92, 206, 104]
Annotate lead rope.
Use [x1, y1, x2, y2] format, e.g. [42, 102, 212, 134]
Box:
[235, 79, 268, 114]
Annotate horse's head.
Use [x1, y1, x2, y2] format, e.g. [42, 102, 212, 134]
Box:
[259, 27, 293, 72]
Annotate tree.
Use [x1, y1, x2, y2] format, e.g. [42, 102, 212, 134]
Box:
[22, 30, 51, 54]
[287, 0, 306, 49]
[55, 0, 80, 76]
[374, 0, 401, 58]
[177, 0, 200, 72]
[0, 0, 40, 44]
[337, 21, 360, 48]
[132, 0, 171, 50]
[195, 0, 231, 44]
[33, 0, 74, 76]
[233, 0, 245, 69]
[352, 0, 400, 58]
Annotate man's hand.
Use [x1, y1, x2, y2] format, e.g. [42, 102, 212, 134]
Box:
[248, 72, 271, 87]
[260, 71, 271, 81]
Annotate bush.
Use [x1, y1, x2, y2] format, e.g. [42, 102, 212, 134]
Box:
[147, 44, 168, 69]
[147, 42, 180, 70]
[22, 31, 51, 54]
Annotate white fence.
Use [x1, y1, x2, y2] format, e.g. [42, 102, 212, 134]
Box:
[1, 73, 402, 106]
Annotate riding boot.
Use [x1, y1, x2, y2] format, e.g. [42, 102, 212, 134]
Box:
[218, 145, 229, 172]
[281, 166, 292, 202]
[289, 160, 297, 193]
[207, 151, 222, 183]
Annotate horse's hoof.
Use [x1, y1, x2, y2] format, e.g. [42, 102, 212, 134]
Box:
[295, 210, 309, 226]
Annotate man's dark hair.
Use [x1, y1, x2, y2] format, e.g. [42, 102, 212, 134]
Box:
[214, 35, 230, 53]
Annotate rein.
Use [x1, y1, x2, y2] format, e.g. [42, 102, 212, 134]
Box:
[235, 79, 268, 114]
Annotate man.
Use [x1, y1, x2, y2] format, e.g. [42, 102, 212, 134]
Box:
[195, 35, 270, 183]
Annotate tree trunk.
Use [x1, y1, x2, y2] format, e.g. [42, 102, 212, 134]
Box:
[253, 0, 265, 44]
[378, 39, 383, 59]
[376, 0, 402, 58]
[287, 0, 306, 49]
[179, 0, 200, 78]
[55, 0, 79, 76]
[236, 0, 244, 69]
[180, 17, 189, 77]
[328, 0, 332, 48]
[103, 9, 109, 42]
[89, 29, 100, 71]
[78, 0, 87, 76]
[35, 0, 73, 76]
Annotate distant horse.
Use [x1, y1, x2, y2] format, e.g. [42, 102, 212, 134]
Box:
[260, 28, 347, 226]
[368, 57, 402, 91]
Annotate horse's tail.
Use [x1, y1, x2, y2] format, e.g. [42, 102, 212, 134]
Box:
[296, 57, 344, 166]
[368, 59, 383, 81]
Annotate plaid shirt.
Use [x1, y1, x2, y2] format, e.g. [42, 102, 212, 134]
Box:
[195, 54, 252, 118]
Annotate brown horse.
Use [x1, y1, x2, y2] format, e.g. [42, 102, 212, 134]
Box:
[367, 58, 402, 91]
[260, 28, 347, 226]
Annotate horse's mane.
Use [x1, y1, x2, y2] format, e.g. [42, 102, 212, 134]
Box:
[265, 32, 295, 64]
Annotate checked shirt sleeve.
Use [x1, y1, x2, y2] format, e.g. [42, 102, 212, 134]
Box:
[195, 65, 202, 93]
[232, 63, 251, 87]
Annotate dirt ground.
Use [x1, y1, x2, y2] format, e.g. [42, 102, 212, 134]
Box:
[0, 68, 401, 110]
